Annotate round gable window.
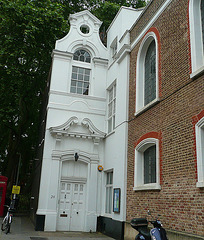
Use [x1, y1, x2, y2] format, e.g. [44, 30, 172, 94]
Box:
[80, 24, 90, 34]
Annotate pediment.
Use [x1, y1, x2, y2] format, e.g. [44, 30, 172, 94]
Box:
[49, 116, 106, 142]
[69, 10, 102, 28]
[49, 116, 79, 135]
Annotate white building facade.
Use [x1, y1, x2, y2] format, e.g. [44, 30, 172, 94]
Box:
[36, 8, 143, 239]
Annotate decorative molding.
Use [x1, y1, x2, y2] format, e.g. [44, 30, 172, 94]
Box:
[49, 116, 79, 141]
[61, 177, 87, 183]
[49, 90, 106, 102]
[116, 44, 131, 64]
[52, 149, 99, 164]
[130, 0, 172, 50]
[52, 50, 73, 61]
[49, 117, 106, 143]
[93, 57, 108, 67]
[81, 118, 106, 137]
[69, 10, 102, 28]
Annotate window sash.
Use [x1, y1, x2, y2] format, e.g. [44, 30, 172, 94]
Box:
[70, 66, 90, 95]
[105, 172, 113, 214]
[108, 84, 116, 133]
[144, 41, 156, 105]
[73, 49, 91, 63]
[144, 145, 156, 184]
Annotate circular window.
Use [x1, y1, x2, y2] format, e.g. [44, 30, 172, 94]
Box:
[80, 24, 90, 34]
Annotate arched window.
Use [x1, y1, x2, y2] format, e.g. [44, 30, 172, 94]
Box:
[135, 30, 160, 114]
[134, 133, 161, 191]
[144, 41, 156, 105]
[194, 112, 204, 188]
[73, 49, 91, 63]
[189, 0, 204, 76]
[70, 49, 91, 95]
[144, 145, 156, 184]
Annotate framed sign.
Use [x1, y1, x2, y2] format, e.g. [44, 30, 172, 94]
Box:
[113, 188, 120, 213]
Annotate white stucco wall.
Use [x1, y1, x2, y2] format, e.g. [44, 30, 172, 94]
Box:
[37, 7, 143, 232]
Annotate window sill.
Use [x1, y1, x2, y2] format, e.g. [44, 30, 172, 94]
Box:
[133, 183, 161, 191]
[196, 181, 204, 188]
[106, 130, 115, 138]
[190, 65, 204, 80]
[135, 98, 160, 117]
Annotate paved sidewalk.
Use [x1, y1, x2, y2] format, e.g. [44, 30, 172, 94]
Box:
[0, 217, 114, 240]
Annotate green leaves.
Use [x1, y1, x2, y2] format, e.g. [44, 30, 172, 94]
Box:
[0, 0, 146, 188]
[0, 0, 68, 183]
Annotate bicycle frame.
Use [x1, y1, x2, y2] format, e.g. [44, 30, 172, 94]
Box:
[1, 205, 14, 234]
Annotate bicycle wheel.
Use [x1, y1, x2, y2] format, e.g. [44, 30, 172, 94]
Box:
[1, 216, 8, 231]
[5, 223, 10, 234]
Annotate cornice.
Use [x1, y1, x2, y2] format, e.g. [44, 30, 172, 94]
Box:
[49, 116, 78, 136]
[52, 50, 73, 61]
[81, 118, 106, 138]
[93, 57, 108, 67]
[49, 116, 106, 144]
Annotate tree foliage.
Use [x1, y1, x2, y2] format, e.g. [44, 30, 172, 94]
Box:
[0, 0, 146, 190]
[0, 0, 67, 188]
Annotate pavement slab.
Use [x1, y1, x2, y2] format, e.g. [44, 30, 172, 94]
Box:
[0, 217, 114, 240]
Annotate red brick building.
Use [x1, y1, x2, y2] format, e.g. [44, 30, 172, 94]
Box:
[126, 0, 204, 239]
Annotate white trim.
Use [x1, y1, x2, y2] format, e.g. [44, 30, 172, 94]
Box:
[77, 22, 92, 37]
[130, 0, 172, 50]
[134, 98, 160, 117]
[107, 6, 143, 33]
[189, 0, 204, 76]
[190, 65, 204, 80]
[195, 117, 204, 188]
[135, 32, 159, 113]
[69, 10, 102, 28]
[52, 50, 73, 61]
[105, 171, 113, 214]
[107, 82, 116, 134]
[134, 138, 161, 191]
[49, 90, 106, 102]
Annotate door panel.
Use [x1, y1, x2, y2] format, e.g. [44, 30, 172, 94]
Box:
[57, 182, 71, 231]
[70, 183, 85, 231]
[57, 182, 86, 231]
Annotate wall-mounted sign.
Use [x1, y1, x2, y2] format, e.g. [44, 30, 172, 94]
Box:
[12, 185, 21, 195]
[113, 188, 120, 213]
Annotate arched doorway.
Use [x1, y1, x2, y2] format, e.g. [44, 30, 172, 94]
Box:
[57, 160, 88, 231]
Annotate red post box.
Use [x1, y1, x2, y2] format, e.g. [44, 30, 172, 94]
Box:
[0, 176, 8, 216]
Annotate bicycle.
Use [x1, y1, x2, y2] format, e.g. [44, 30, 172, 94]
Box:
[1, 204, 15, 234]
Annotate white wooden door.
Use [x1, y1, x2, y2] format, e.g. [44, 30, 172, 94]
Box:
[70, 183, 85, 231]
[57, 182, 86, 231]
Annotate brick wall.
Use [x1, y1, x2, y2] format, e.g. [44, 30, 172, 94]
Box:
[127, 0, 204, 238]
[130, 0, 166, 43]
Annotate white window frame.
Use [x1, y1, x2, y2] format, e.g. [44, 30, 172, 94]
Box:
[135, 32, 159, 115]
[110, 37, 118, 60]
[195, 117, 204, 188]
[107, 82, 116, 134]
[134, 138, 161, 191]
[189, 0, 204, 78]
[105, 171, 113, 214]
[70, 49, 92, 95]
